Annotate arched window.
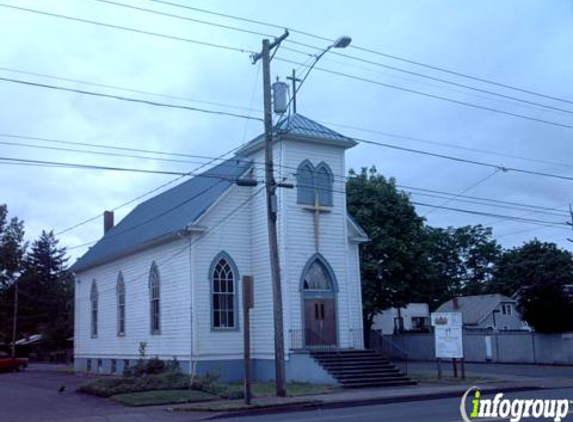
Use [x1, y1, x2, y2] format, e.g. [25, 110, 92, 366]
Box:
[296, 161, 315, 205]
[296, 161, 333, 207]
[117, 272, 126, 336]
[315, 163, 333, 207]
[149, 263, 160, 335]
[90, 280, 98, 338]
[211, 253, 238, 329]
[303, 260, 333, 291]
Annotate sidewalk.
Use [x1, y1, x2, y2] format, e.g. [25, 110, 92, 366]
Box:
[174, 375, 573, 418]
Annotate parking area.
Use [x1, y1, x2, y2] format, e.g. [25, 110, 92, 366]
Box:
[0, 370, 203, 422]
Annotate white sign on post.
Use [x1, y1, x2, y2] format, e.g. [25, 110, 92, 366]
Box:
[431, 312, 463, 359]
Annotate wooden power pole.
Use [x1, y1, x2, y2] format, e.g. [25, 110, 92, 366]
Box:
[251, 31, 289, 397]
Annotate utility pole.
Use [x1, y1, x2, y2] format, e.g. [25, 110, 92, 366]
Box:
[251, 30, 289, 397]
[286, 69, 302, 114]
[567, 204, 573, 242]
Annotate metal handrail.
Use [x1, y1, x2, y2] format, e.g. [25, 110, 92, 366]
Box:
[369, 329, 409, 375]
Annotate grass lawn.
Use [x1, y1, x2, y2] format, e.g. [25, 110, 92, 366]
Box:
[227, 382, 337, 397]
[110, 389, 216, 407]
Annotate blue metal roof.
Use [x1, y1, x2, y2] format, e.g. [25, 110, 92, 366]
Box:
[275, 114, 353, 141]
[236, 114, 356, 154]
[71, 157, 252, 272]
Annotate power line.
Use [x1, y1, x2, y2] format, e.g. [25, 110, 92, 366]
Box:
[142, 0, 573, 106]
[399, 185, 570, 216]
[320, 120, 573, 171]
[0, 140, 213, 166]
[353, 136, 573, 183]
[0, 3, 255, 54]
[276, 58, 573, 131]
[94, 0, 573, 116]
[411, 202, 568, 228]
[0, 67, 260, 113]
[7, 3, 571, 128]
[422, 168, 502, 217]
[0, 77, 263, 122]
[72, 186, 265, 302]
[54, 137, 256, 236]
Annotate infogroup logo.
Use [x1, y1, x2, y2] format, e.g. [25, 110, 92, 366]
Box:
[460, 387, 571, 422]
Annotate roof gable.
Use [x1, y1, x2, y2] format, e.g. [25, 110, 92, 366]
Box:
[71, 157, 252, 272]
[236, 114, 357, 155]
[436, 294, 515, 325]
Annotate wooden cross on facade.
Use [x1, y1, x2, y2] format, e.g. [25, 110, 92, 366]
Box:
[304, 192, 331, 252]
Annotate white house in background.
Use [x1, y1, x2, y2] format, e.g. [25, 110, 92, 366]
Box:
[373, 303, 430, 334]
[71, 114, 368, 382]
[435, 294, 529, 331]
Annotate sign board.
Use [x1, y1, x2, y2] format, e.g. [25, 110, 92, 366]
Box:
[242, 276, 254, 309]
[431, 312, 463, 359]
[431, 312, 462, 328]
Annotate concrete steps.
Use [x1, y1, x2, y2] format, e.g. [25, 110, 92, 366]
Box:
[310, 349, 415, 388]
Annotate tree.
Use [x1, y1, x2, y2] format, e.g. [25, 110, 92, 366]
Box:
[420, 226, 462, 310]
[0, 205, 27, 344]
[517, 277, 573, 333]
[453, 225, 501, 295]
[420, 225, 501, 308]
[346, 167, 427, 333]
[493, 240, 573, 296]
[18, 231, 73, 349]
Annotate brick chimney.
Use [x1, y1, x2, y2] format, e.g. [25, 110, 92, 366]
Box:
[452, 296, 459, 310]
[104, 210, 114, 234]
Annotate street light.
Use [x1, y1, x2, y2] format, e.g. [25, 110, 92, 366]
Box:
[288, 35, 352, 113]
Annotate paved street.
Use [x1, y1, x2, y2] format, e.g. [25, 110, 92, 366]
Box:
[216, 388, 573, 422]
[0, 371, 207, 422]
[1, 365, 572, 422]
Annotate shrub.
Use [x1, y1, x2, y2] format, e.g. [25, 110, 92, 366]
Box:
[78, 371, 190, 398]
[144, 358, 166, 375]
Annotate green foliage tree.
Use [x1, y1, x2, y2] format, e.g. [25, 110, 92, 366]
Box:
[517, 277, 573, 333]
[346, 167, 427, 332]
[0, 204, 27, 343]
[493, 239, 573, 296]
[18, 231, 73, 349]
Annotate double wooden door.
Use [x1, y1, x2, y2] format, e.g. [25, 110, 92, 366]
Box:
[304, 298, 336, 347]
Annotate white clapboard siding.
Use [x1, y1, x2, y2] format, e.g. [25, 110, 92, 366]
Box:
[74, 238, 192, 360]
[191, 183, 254, 359]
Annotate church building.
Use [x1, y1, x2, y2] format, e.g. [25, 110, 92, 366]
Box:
[72, 114, 369, 382]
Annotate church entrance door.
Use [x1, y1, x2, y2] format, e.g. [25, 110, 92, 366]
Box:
[301, 256, 338, 349]
[304, 298, 336, 347]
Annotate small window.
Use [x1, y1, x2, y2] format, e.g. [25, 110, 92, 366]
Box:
[296, 161, 334, 207]
[303, 260, 332, 291]
[97, 359, 103, 373]
[211, 254, 238, 329]
[87, 359, 92, 372]
[111, 359, 117, 374]
[501, 304, 512, 315]
[90, 280, 98, 338]
[123, 359, 130, 370]
[149, 263, 160, 335]
[117, 273, 126, 336]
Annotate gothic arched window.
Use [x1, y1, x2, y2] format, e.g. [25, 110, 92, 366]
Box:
[149, 263, 160, 335]
[303, 260, 333, 291]
[117, 272, 126, 336]
[296, 161, 333, 207]
[90, 280, 98, 338]
[315, 163, 334, 207]
[211, 253, 238, 329]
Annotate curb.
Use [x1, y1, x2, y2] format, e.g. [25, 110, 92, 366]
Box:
[207, 385, 545, 419]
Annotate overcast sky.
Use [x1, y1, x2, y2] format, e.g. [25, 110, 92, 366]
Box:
[1, 0, 572, 262]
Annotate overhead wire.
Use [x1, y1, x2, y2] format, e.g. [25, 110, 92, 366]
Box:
[0, 77, 263, 122]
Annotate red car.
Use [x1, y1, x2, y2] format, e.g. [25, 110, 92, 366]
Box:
[0, 351, 28, 372]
